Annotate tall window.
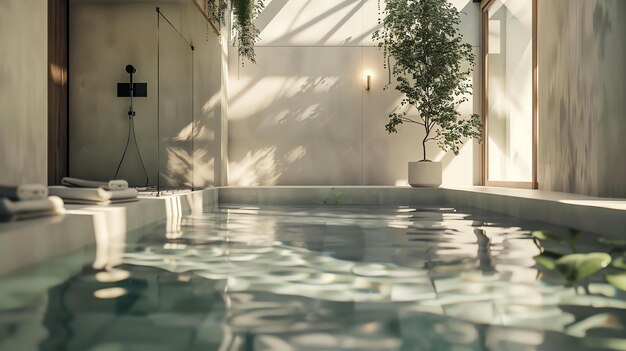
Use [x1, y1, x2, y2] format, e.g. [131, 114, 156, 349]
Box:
[483, 0, 536, 188]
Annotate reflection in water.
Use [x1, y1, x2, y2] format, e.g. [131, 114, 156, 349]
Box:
[0, 206, 625, 350]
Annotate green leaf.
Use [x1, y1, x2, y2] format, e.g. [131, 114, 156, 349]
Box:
[534, 254, 557, 270]
[599, 237, 626, 248]
[532, 231, 563, 243]
[534, 250, 563, 270]
[606, 273, 626, 291]
[555, 253, 612, 284]
[613, 255, 626, 270]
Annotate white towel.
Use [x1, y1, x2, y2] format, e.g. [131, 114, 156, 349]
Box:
[0, 184, 48, 201]
[61, 177, 129, 191]
[49, 186, 138, 205]
[0, 196, 65, 220]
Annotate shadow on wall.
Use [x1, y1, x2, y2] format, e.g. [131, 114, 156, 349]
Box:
[592, 2, 611, 59]
[228, 0, 481, 187]
[160, 97, 219, 188]
[539, 0, 626, 197]
[253, 0, 370, 46]
[191, 93, 220, 187]
[229, 77, 344, 186]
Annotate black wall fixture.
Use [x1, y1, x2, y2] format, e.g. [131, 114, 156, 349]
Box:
[114, 64, 150, 187]
[117, 83, 147, 98]
[117, 65, 147, 97]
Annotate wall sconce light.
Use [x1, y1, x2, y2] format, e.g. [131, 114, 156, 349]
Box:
[365, 74, 371, 91]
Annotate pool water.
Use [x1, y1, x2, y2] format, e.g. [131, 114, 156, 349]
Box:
[1, 205, 625, 350]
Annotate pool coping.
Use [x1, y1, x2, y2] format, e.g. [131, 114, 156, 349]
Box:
[218, 186, 625, 237]
[0, 189, 218, 277]
[0, 186, 624, 277]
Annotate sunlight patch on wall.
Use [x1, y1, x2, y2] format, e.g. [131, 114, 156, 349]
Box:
[202, 92, 221, 114]
[229, 145, 308, 186]
[229, 147, 282, 186]
[162, 146, 193, 188]
[193, 149, 215, 187]
[172, 121, 214, 142]
[442, 142, 475, 186]
[256, 0, 364, 46]
[173, 122, 195, 142]
[284, 146, 306, 163]
[230, 76, 340, 121]
[299, 104, 321, 122]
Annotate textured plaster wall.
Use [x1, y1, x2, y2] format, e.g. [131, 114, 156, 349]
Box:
[0, 0, 48, 185]
[69, 0, 225, 188]
[538, 0, 626, 198]
[227, 0, 482, 186]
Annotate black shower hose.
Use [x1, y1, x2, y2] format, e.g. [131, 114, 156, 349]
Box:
[114, 115, 150, 187]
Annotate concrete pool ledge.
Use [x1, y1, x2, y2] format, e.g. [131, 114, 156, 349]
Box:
[217, 186, 444, 206]
[0, 189, 218, 276]
[0, 186, 624, 277]
[219, 186, 626, 238]
[442, 186, 626, 238]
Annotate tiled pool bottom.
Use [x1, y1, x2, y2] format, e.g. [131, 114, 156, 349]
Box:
[1, 206, 625, 351]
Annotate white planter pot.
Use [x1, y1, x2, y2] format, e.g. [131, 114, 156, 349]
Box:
[408, 161, 442, 187]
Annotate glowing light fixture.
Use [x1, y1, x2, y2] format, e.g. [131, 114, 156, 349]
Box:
[365, 73, 372, 91]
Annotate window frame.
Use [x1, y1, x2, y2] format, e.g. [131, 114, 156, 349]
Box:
[481, 0, 538, 189]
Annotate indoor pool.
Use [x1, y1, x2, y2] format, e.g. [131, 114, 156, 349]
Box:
[1, 205, 625, 350]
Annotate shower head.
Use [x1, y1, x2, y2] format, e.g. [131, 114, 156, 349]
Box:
[125, 65, 136, 74]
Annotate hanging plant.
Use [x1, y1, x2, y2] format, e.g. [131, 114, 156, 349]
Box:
[206, 0, 265, 64]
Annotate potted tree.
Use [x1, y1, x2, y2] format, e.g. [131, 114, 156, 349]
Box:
[373, 0, 482, 187]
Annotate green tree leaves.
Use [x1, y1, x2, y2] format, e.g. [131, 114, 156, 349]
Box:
[373, 0, 483, 160]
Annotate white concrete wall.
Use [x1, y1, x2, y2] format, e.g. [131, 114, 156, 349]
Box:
[227, 0, 482, 186]
[538, 0, 626, 197]
[69, 0, 225, 188]
[0, 0, 48, 186]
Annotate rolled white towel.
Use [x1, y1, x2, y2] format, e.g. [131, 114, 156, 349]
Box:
[61, 177, 128, 191]
[0, 196, 65, 217]
[106, 180, 128, 191]
[0, 184, 48, 201]
[49, 186, 138, 205]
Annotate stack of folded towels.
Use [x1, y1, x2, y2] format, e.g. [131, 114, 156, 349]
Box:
[48, 177, 138, 205]
[0, 184, 65, 221]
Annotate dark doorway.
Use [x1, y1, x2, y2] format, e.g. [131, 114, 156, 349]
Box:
[48, 0, 69, 185]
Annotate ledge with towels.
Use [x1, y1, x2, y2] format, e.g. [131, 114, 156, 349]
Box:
[0, 184, 65, 221]
[48, 177, 139, 205]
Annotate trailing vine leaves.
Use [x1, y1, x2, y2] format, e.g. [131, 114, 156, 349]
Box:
[206, 0, 265, 64]
[373, 0, 483, 161]
[207, 0, 229, 27]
